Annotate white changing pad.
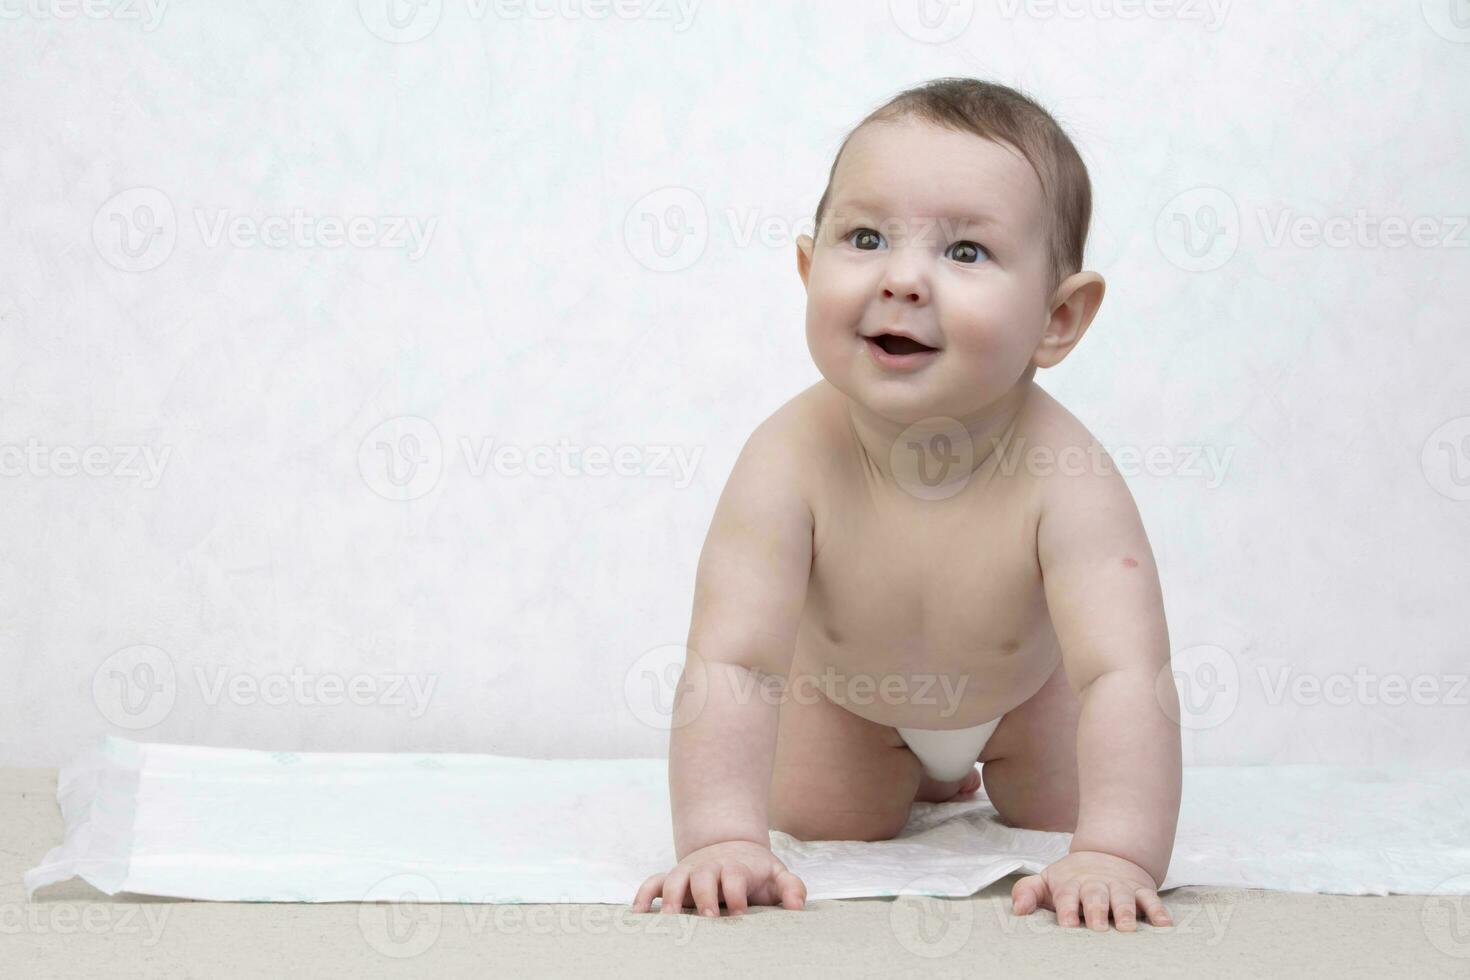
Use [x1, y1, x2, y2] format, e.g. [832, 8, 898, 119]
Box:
[25, 737, 1470, 903]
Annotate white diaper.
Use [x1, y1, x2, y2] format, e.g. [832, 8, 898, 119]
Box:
[895, 717, 1003, 782]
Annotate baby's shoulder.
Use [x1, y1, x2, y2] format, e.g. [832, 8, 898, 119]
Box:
[1015, 383, 1136, 508]
[1015, 382, 1100, 451]
[747, 380, 847, 454]
[734, 381, 847, 495]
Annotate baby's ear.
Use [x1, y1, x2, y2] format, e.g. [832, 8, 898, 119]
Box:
[796, 234, 815, 289]
[1033, 271, 1105, 370]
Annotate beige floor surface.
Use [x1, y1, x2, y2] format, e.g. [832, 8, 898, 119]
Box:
[4, 768, 1465, 978]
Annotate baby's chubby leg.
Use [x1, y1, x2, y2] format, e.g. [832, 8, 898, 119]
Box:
[768, 658, 1083, 842]
[768, 677, 931, 842]
[976, 658, 1082, 833]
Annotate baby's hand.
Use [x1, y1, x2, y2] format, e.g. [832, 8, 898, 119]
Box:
[631, 840, 806, 916]
[1011, 850, 1171, 932]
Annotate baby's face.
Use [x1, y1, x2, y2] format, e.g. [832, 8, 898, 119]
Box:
[798, 117, 1055, 425]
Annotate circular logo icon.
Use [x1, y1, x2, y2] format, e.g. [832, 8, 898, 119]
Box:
[623, 187, 708, 273]
[358, 873, 443, 959]
[358, 416, 444, 501]
[93, 187, 177, 273]
[888, 0, 975, 44]
[93, 645, 177, 730]
[1421, 416, 1470, 502]
[1156, 643, 1239, 730]
[1422, 0, 1470, 43]
[889, 873, 974, 958]
[1155, 187, 1239, 272]
[622, 643, 707, 731]
[357, 0, 442, 43]
[1421, 874, 1470, 958]
[890, 417, 975, 501]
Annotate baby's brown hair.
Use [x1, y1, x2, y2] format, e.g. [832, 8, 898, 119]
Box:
[813, 78, 1092, 295]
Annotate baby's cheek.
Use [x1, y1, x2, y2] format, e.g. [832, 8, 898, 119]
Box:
[947, 319, 1036, 382]
[804, 307, 852, 381]
[947, 316, 1022, 358]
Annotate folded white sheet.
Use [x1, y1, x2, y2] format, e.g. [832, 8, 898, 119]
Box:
[25, 737, 1470, 903]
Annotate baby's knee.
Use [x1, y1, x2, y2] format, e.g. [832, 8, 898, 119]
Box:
[981, 759, 1079, 833]
[771, 799, 912, 843]
[769, 757, 919, 842]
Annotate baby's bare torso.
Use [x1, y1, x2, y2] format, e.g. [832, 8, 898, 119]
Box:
[788, 380, 1069, 730]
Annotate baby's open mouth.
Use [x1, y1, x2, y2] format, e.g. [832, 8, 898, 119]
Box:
[868, 333, 938, 356]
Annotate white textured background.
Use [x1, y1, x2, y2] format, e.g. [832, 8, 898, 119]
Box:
[1, 1, 1467, 768]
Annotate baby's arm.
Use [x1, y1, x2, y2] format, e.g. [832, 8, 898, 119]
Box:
[1015, 440, 1181, 928]
[632, 413, 814, 915]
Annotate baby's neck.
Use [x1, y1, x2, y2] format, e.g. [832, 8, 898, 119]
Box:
[843, 382, 1031, 494]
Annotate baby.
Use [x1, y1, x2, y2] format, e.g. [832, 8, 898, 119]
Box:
[631, 78, 1181, 932]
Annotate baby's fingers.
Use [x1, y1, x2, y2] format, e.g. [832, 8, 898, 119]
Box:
[689, 865, 721, 917]
[660, 867, 692, 915]
[1052, 884, 1082, 927]
[1080, 881, 1111, 931]
[1136, 888, 1172, 927]
[631, 873, 666, 913]
[1010, 874, 1048, 915]
[775, 869, 807, 910]
[721, 866, 749, 916]
[1109, 881, 1138, 932]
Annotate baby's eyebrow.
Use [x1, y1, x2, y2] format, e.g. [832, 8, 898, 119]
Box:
[831, 197, 1005, 229]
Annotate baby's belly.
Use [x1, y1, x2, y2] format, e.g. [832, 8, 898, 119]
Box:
[791, 594, 1061, 731]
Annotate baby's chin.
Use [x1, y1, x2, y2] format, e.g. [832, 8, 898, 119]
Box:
[823, 372, 978, 428]
[819, 359, 1018, 427]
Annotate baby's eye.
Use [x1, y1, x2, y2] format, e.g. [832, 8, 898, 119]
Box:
[846, 227, 885, 250]
[946, 241, 990, 264]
